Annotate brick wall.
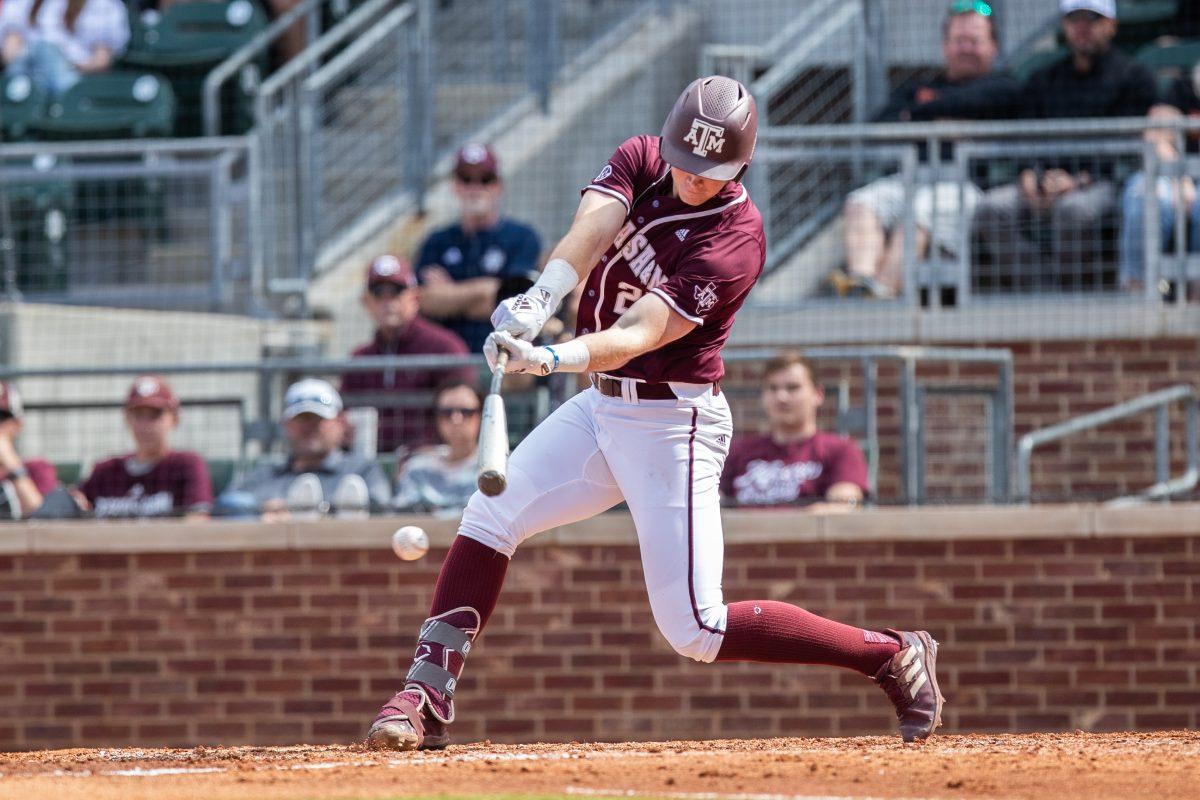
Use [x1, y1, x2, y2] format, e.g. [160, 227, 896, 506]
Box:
[724, 337, 1200, 504]
[1, 510, 1197, 751]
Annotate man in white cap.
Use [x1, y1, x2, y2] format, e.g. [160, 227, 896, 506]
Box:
[972, 0, 1157, 289]
[221, 379, 390, 519]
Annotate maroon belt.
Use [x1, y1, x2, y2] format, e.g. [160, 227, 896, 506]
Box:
[591, 375, 720, 400]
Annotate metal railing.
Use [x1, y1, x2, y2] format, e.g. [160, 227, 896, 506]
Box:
[753, 116, 1200, 312]
[726, 345, 1014, 504]
[1017, 384, 1199, 504]
[0, 137, 260, 313]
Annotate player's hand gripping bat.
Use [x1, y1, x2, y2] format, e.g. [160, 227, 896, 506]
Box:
[476, 350, 509, 496]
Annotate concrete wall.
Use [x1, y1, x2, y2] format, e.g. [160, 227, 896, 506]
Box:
[1, 505, 1197, 750]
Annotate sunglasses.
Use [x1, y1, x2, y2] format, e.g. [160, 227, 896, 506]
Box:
[948, 0, 992, 15]
[368, 283, 411, 298]
[0, 411, 13, 423]
[435, 406, 480, 419]
[455, 173, 498, 186]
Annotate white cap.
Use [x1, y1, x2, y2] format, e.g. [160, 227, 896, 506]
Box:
[282, 378, 343, 421]
[1060, 0, 1116, 19]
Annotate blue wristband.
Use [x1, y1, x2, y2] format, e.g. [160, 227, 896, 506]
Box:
[543, 345, 560, 372]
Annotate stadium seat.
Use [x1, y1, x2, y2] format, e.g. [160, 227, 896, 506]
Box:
[1010, 47, 1067, 82]
[0, 74, 47, 141]
[26, 71, 176, 140]
[1135, 39, 1200, 70]
[206, 458, 240, 496]
[121, 0, 269, 136]
[53, 462, 83, 486]
[2, 154, 73, 294]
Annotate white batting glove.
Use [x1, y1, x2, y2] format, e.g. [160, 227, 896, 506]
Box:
[489, 288, 553, 342]
[484, 331, 556, 376]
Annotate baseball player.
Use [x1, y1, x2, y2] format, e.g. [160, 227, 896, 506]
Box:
[367, 76, 944, 750]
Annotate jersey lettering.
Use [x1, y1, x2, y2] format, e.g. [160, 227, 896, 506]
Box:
[613, 282, 643, 315]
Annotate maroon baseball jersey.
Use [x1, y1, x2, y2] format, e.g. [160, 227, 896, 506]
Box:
[720, 432, 869, 507]
[576, 135, 765, 384]
[341, 318, 477, 452]
[1, 458, 58, 495]
[80, 451, 212, 518]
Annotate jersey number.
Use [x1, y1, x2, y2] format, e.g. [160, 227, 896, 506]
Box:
[613, 282, 643, 315]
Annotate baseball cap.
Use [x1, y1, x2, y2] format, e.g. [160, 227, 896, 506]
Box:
[365, 254, 417, 290]
[282, 378, 343, 421]
[0, 382, 24, 417]
[1060, 0, 1116, 19]
[125, 375, 179, 411]
[454, 143, 499, 179]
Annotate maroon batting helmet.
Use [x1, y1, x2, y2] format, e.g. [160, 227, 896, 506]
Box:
[660, 76, 757, 182]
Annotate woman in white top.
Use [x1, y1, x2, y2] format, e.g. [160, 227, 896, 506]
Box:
[392, 380, 483, 514]
[0, 0, 129, 96]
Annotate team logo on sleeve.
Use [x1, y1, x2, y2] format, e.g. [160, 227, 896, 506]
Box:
[594, 164, 613, 182]
[693, 281, 719, 312]
[683, 119, 726, 157]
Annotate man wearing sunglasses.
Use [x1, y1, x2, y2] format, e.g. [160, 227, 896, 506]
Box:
[391, 380, 483, 513]
[415, 144, 543, 353]
[972, 0, 1157, 289]
[839, 0, 1019, 298]
[342, 255, 476, 454]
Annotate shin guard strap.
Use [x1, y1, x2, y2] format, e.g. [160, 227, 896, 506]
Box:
[406, 661, 459, 697]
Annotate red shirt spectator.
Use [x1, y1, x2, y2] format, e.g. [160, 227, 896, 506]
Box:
[0, 381, 57, 518]
[77, 375, 212, 518]
[720, 353, 869, 510]
[341, 255, 476, 453]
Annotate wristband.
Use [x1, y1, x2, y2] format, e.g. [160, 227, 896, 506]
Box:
[543, 339, 590, 373]
[530, 258, 579, 312]
[6, 465, 28, 481]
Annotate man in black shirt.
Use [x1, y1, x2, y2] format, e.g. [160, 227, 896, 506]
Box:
[971, 0, 1157, 289]
[842, 1, 1019, 297]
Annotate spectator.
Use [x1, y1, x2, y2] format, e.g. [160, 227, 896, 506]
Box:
[77, 375, 212, 519]
[720, 353, 869, 511]
[223, 379, 390, 519]
[971, 0, 1157, 288]
[0, 0, 130, 97]
[392, 379, 482, 514]
[416, 143, 543, 353]
[342, 255, 476, 454]
[841, 0, 1019, 297]
[1119, 103, 1200, 292]
[0, 381, 57, 518]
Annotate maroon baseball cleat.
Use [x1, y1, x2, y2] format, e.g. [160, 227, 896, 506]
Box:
[873, 630, 945, 742]
[366, 685, 451, 751]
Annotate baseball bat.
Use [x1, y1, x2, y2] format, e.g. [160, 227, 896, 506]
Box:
[476, 351, 509, 496]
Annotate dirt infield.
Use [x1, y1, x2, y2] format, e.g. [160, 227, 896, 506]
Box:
[0, 731, 1196, 799]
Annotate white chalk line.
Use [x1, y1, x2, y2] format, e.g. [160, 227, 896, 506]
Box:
[564, 787, 925, 800]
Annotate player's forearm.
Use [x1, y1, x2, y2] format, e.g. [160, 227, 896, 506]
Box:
[570, 325, 657, 373]
[419, 278, 499, 318]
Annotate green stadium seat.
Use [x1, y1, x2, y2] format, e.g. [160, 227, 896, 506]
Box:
[206, 458, 240, 496]
[1135, 39, 1200, 70]
[1010, 47, 1067, 82]
[121, 0, 269, 136]
[2, 154, 73, 294]
[0, 74, 48, 141]
[26, 71, 176, 140]
[53, 462, 83, 486]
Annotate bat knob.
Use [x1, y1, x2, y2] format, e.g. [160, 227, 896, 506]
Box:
[478, 470, 507, 497]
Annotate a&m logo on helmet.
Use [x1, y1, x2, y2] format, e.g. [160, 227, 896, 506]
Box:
[683, 118, 726, 158]
[135, 377, 161, 397]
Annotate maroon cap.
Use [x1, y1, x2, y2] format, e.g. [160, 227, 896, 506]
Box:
[0, 381, 24, 417]
[125, 375, 179, 411]
[660, 76, 758, 182]
[366, 254, 417, 289]
[454, 143, 499, 178]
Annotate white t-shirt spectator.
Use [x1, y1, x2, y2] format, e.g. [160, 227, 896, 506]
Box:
[0, 0, 130, 66]
[392, 445, 477, 513]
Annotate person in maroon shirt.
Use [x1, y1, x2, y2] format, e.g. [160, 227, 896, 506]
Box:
[77, 375, 212, 519]
[721, 353, 869, 510]
[0, 381, 57, 518]
[368, 77, 944, 753]
[341, 255, 477, 454]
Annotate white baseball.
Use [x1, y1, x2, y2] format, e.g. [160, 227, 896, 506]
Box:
[391, 525, 429, 561]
